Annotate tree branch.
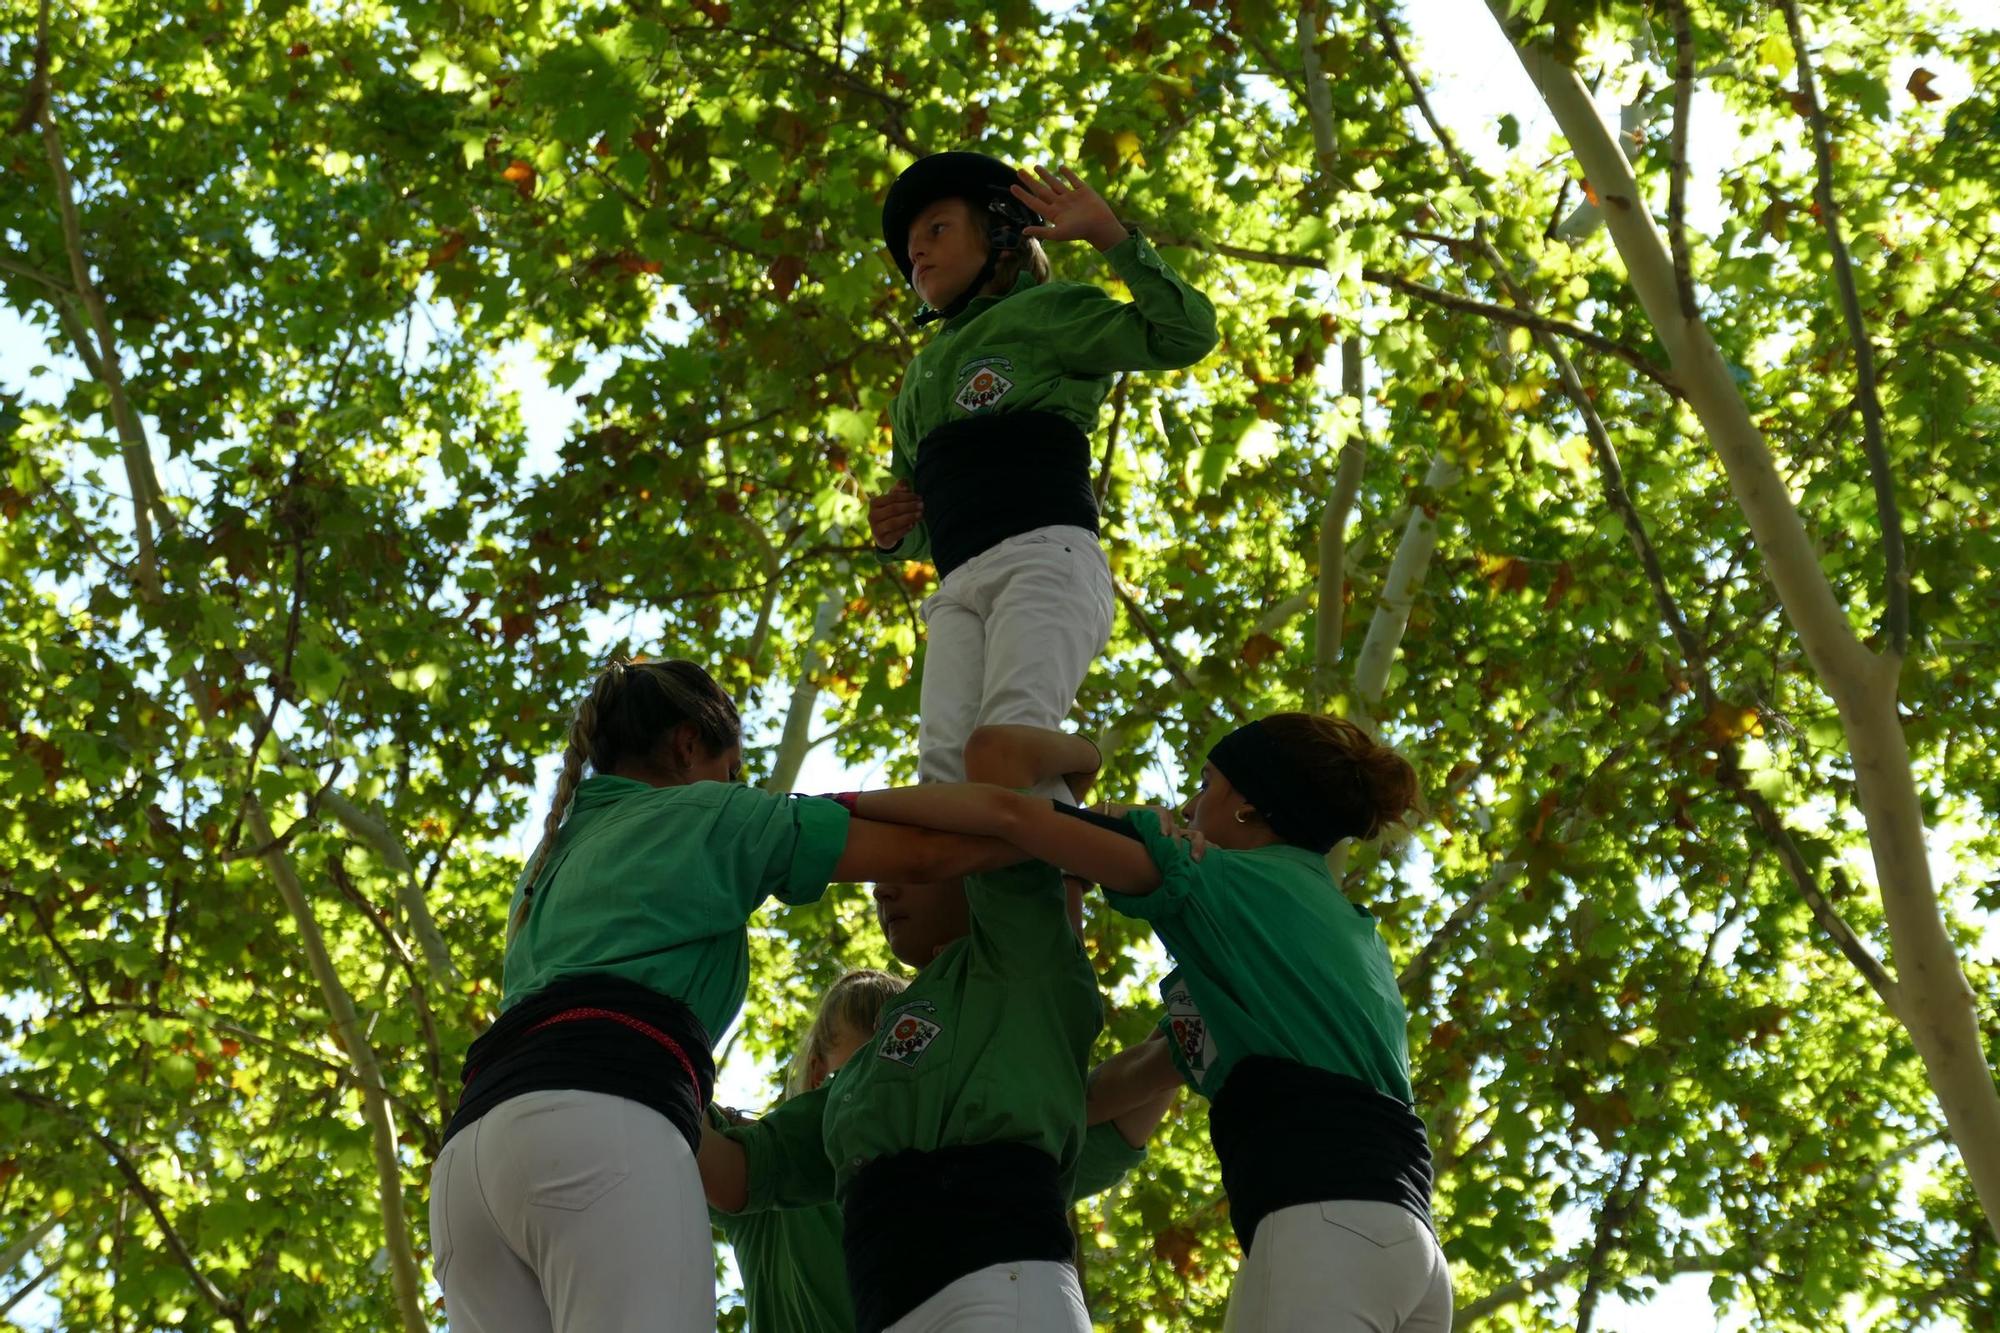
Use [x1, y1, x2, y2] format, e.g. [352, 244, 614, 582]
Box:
[37, 45, 162, 596]
[1095, 374, 1128, 509]
[1310, 336, 1368, 712]
[1778, 0, 1908, 657]
[248, 809, 428, 1333]
[1150, 227, 1678, 392]
[762, 592, 842, 794]
[1665, 0, 1698, 318]
[1398, 860, 1525, 994]
[1720, 759, 1902, 1012]
[1576, 1153, 1644, 1333]
[0, 1213, 61, 1281]
[4, 1086, 248, 1332]
[328, 855, 451, 1150]
[1297, 0, 1339, 179]
[1351, 452, 1462, 716]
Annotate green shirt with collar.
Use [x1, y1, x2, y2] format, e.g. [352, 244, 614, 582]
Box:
[502, 775, 851, 1039]
[881, 230, 1217, 564]
[726, 860, 1107, 1211]
[1108, 813, 1416, 1106]
[712, 1118, 1141, 1333]
[715, 1198, 854, 1333]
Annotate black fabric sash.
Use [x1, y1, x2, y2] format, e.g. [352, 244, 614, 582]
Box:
[1208, 1055, 1434, 1251]
[913, 410, 1098, 578]
[841, 1141, 1072, 1333]
[442, 974, 715, 1155]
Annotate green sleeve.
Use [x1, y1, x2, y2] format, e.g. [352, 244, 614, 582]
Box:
[716, 788, 851, 914]
[1045, 230, 1217, 375]
[725, 1084, 837, 1214]
[1100, 809, 1205, 924]
[875, 392, 932, 564]
[966, 861, 1080, 976]
[1069, 1121, 1147, 1202]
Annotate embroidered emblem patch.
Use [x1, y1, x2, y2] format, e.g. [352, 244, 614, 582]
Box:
[877, 1002, 944, 1068]
[953, 357, 1015, 413]
[1164, 980, 1216, 1090]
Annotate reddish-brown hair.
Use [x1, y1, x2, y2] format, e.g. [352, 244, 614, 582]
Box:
[1257, 713, 1420, 841]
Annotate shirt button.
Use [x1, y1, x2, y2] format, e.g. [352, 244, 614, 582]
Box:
[843, 1093, 853, 1102]
[925, 371, 933, 379]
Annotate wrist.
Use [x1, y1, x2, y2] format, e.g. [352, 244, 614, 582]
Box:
[1087, 220, 1131, 253]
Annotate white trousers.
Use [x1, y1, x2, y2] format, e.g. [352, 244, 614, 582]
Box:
[918, 525, 1114, 801]
[1224, 1202, 1453, 1333]
[428, 1089, 713, 1332]
[884, 1260, 1091, 1333]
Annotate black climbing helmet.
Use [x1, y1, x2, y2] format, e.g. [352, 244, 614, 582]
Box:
[880, 150, 1044, 285]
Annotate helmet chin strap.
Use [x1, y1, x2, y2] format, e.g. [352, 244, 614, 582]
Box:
[914, 242, 1011, 327]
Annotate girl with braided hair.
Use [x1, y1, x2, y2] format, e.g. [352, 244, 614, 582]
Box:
[428, 658, 1016, 1333]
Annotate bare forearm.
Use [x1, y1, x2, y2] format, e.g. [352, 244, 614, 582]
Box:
[850, 783, 1033, 840]
[1086, 1033, 1183, 1126]
[697, 1121, 749, 1213]
[1110, 1086, 1177, 1149]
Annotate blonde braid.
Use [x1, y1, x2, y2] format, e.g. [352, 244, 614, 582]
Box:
[510, 661, 626, 939]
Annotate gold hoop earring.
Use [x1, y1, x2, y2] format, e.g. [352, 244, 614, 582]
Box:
[1234, 807, 1254, 825]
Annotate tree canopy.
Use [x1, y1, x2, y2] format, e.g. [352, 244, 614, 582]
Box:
[1, 0, 1995, 1328]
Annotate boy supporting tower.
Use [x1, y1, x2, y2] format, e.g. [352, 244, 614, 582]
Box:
[870, 151, 1218, 799]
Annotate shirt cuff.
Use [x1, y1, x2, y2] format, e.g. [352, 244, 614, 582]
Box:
[778, 796, 852, 905]
[1100, 809, 1199, 922]
[1102, 227, 1168, 281]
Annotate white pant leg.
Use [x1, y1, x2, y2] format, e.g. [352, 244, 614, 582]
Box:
[968, 527, 1114, 804]
[431, 1119, 553, 1333]
[884, 1260, 1090, 1333]
[438, 1089, 714, 1333]
[917, 575, 987, 786]
[1223, 1202, 1451, 1333]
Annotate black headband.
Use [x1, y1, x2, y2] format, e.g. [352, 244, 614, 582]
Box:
[1207, 720, 1365, 854]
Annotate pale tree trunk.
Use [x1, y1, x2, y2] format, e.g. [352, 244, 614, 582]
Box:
[1350, 452, 1463, 721]
[0, 1214, 60, 1281]
[38, 63, 434, 1332]
[250, 810, 431, 1330]
[1310, 337, 1369, 714]
[763, 592, 842, 793]
[1484, 8, 2000, 1233]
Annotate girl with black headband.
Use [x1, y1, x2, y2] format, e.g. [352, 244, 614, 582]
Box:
[838, 714, 1452, 1332]
[427, 658, 1018, 1333]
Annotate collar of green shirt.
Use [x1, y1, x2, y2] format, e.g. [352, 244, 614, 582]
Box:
[1237, 841, 1337, 877]
[935, 268, 1043, 332]
[569, 773, 654, 810]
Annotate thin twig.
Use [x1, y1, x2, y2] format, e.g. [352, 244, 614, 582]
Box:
[1146, 228, 1678, 393]
[1778, 0, 1908, 657]
[1095, 374, 1128, 509]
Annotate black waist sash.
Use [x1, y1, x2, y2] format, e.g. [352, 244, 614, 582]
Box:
[442, 974, 716, 1154]
[1208, 1056, 1434, 1251]
[913, 410, 1098, 578]
[841, 1141, 1072, 1333]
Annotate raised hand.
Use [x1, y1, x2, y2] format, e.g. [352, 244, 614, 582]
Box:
[1010, 165, 1128, 253]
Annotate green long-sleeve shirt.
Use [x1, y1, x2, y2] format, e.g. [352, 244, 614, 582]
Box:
[881, 230, 1217, 564]
[724, 861, 1106, 1211]
[712, 1120, 1143, 1333]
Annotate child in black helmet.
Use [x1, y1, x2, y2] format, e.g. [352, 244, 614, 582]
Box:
[868, 151, 1217, 798]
